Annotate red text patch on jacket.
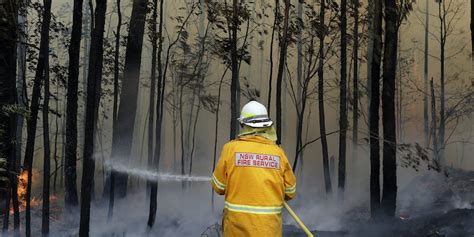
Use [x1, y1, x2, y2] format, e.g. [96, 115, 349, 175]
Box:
[235, 152, 280, 169]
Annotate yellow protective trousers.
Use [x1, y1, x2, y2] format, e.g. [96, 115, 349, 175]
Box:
[211, 135, 297, 237]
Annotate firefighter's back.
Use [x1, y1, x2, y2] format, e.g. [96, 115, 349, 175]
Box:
[212, 135, 296, 237]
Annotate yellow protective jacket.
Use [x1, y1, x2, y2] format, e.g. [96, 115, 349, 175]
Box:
[211, 135, 297, 237]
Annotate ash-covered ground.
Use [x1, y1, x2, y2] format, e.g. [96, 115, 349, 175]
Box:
[3, 168, 474, 236]
[282, 168, 474, 237]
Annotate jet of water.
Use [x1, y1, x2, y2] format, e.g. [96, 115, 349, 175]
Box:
[104, 160, 211, 182]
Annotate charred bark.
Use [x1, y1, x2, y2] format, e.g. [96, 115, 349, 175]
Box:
[431, 79, 438, 159]
[267, 0, 279, 113]
[352, 0, 360, 160]
[423, 0, 430, 148]
[41, 49, 51, 236]
[381, 0, 399, 218]
[79, 0, 107, 234]
[275, 0, 290, 145]
[65, 0, 83, 209]
[0, 0, 19, 233]
[148, 0, 165, 227]
[369, 0, 383, 220]
[338, 0, 348, 199]
[230, 0, 239, 140]
[111, 0, 148, 198]
[23, 0, 53, 234]
[148, 0, 164, 228]
[106, 0, 121, 216]
[318, 0, 332, 195]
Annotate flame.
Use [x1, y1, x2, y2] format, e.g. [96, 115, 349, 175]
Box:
[9, 169, 43, 214]
[17, 170, 28, 207]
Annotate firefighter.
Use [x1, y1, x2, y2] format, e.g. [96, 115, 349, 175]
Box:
[211, 101, 297, 237]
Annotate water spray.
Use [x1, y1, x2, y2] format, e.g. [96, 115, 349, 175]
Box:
[104, 160, 211, 182]
[105, 160, 313, 236]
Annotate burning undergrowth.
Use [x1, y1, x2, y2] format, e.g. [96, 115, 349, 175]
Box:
[13, 169, 45, 213]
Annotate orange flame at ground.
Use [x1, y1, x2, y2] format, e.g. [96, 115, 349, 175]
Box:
[10, 169, 42, 214]
[17, 170, 28, 207]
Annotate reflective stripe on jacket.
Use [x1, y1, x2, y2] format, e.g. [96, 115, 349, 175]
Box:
[211, 135, 297, 237]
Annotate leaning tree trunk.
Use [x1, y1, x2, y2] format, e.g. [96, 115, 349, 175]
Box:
[79, 0, 107, 235]
[65, 0, 83, 210]
[23, 0, 52, 234]
[111, 0, 148, 198]
[276, 0, 290, 145]
[41, 51, 51, 236]
[352, 0, 360, 160]
[369, 0, 383, 220]
[381, 0, 399, 219]
[338, 0, 348, 199]
[318, 0, 332, 195]
[230, 0, 239, 140]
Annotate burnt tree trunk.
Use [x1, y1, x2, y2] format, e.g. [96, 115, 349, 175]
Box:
[369, 0, 383, 220]
[147, 0, 158, 190]
[352, 0, 360, 160]
[41, 50, 51, 236]
[275, 0, 290, 145]
[381, 0, 399, 218]
[423, 0, 430, 148]
[13, 3, 27, 232]
[431, 78, 438, 159]
[0, 0, 18, 233]
[212, 69, 227, 210]
[106, 0, 121, 218]
[79, 0, 107, 235]
[23, 0, 52, 234]
[230, 0, 239, 140]
[318, 0, 332, 195]
[147, 0, 165, 228]
[111, 0, 148, 198]
[147, 0, 164, 228]
[338, 0, 348, 199]
[52, 83, 59, 194]
[438, 0, 446, 162]
[267, 0, 279, 112]
[65, 0, 83, 210]
[366, 0, 374, 130]
[293, 37, 313, 172]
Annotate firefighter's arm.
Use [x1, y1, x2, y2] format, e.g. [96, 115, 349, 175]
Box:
[211, 144, 228, 195]
[282, 153, 296, 201]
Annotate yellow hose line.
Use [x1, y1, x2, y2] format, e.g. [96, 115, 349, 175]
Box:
[284, 202, 314, 237]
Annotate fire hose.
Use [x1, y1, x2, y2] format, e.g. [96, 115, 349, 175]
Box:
[284, 202, 314, 237]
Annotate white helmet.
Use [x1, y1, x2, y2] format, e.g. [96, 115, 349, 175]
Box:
[237, 101, 273, 128]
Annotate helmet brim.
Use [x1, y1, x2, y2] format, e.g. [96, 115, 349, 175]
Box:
[242, 120, 273, 128]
